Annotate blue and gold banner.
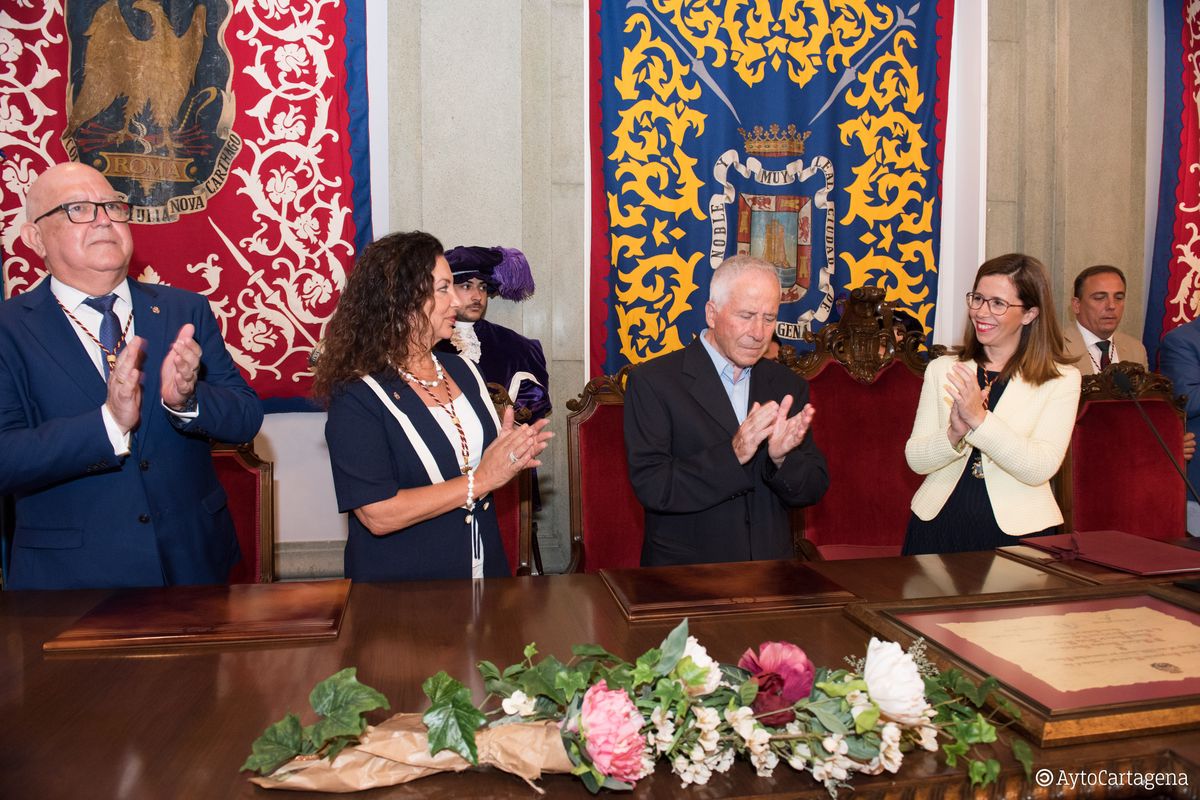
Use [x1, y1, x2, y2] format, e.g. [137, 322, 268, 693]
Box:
[588, 0, 954, 374]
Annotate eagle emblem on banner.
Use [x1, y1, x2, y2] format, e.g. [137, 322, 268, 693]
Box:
[61, 0, 239, 223]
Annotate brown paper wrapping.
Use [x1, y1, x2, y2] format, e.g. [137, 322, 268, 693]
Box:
[249, 713, 575, 793]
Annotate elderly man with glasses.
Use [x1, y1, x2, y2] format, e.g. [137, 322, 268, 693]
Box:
[0, 162, 263, 590]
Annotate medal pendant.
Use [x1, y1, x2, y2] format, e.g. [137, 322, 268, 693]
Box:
[970, 459, 985, 479]
[106, 354, 117, 370]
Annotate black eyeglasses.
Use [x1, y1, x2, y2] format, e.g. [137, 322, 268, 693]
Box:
[33, 200, 132, 225]
[965, 292, 1026, 315]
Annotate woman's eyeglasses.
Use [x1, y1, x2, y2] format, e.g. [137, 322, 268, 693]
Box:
[965, 292, 1025, 315]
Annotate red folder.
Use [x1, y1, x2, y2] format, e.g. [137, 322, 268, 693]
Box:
[1024, 530, 1200, 576]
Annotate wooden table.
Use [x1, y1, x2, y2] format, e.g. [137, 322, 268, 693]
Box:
[1, 552, 1196, 798]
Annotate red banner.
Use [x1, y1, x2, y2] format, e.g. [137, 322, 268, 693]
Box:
[0, 1, 361, 403]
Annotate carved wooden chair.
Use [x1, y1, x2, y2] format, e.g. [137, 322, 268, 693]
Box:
[488, 383, 536, 576]
[1058, 362, 1188, 541]
[565, 368, 644, 573]
[784, 287, 933, 559]
[211, 442, 276, 583]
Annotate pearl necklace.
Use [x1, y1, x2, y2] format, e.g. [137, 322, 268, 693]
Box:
[399, 352, 444, 388]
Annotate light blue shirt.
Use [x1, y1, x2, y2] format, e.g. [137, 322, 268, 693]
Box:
[699, 329, 752, 424]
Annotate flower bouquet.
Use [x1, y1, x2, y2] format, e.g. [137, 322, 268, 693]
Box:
[243, 620, 1032, 794]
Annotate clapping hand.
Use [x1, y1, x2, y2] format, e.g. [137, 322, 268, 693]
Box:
[945, 363, 989, 437]
[162, 324, 202, 411]
[766, 395, 815, 467]
[105, 336, 145, 433]
[475, 406, 553, 494]
[732, 396, 814, 467]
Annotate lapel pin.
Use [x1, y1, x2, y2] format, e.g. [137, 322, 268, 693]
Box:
[392, 391, 402, 400]
[151, 306, 161, 314]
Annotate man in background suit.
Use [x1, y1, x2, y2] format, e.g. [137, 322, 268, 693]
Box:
[624, 254, 829, 566]
[0, 162, 263, 589]
[1062, 264, 1148, 373]
[1063, 263, 1193, 464]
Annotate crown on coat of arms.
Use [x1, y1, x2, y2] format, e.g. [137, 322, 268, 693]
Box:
[738, 123, 811, 157]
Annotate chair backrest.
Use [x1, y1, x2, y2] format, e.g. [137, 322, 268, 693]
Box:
[788, 287, 932, 559]
[487, 383, 534, 576]
[566, 369, 644, 573]
[212, 442, 275, 583]
[1061, 362, 1188, 541]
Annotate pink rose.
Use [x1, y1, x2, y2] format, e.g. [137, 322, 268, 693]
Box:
[738, 641, 815, 725]
[579, 680, 651, 784]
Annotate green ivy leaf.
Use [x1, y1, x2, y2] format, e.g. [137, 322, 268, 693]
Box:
[241, 712, 304, 775]
[673, 655, 711, 692]
[942, 737, 968, 767]
[422, 671, 487, 764]
[807, 697, 849, 735]
[845, 733, 881, 761]
[520, 657, 568, 705]
[815, 678, 867, 698]
[967, 758, 1001, 786]
[657, 620, 690, 675]
[572, 643, 621, 660]
[853, 704, 880, 734]
[555, 669, 589, 703]
[308, 668, 390, 749]
[477, 660, 501, 683]
[632, 648, 661, 686]
[324, 736, 354, 763]
[737, 677, 758, 707]
[957, 713, 997, 745]
[1010, 738, 1034, 779]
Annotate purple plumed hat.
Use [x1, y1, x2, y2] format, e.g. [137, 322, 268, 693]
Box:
[444, 245, 535, 302]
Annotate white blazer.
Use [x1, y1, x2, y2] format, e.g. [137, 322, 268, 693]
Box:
[905, 355, 1081, 535]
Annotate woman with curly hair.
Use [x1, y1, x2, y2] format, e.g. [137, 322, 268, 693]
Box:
[314, 231, 551, 581]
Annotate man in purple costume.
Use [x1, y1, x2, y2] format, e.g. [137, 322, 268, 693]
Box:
[435, 246, 552, 424]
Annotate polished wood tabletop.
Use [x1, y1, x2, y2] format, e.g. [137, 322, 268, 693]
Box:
[1, 552, 1195, 799]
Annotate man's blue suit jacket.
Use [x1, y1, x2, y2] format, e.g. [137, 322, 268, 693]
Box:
[0, 278, 264, 589]
[1159, 319, 1200, 496]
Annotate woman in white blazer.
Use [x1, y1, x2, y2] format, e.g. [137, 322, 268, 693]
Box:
[903, 254, 1081, 554]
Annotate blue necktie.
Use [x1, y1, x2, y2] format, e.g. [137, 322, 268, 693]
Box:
[82, 294, 120, 377]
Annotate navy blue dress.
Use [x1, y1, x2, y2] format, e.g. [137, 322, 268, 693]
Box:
[325, 354, 510, 581]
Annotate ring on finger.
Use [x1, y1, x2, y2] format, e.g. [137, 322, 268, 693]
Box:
[508, 451, 518, 465]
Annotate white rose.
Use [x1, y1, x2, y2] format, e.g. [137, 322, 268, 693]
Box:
[862, 638, 932, 726]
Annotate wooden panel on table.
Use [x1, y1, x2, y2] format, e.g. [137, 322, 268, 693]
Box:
[42, 579, 350, 654]
[599, 559, 855, 621]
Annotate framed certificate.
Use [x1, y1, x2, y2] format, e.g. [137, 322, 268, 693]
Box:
[845, 584, 1200, 746]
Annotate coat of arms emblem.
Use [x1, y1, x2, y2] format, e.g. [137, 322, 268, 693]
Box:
[62, 0, 239, 223]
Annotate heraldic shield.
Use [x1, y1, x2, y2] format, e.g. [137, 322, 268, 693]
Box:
[61, 0, 240, 223]
[737, 192, 813, 304]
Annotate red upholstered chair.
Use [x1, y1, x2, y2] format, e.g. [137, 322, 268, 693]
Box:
[1060, 363, 1187, 541]
[488, 384, 536, 576]
[566, 369, 644, 573]
[212, 442, 275, 583]
[492, 470, 534, 576]
[786, 287, 931, 559]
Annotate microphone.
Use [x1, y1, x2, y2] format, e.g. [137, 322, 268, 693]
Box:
[1111, 370, 1200, 505]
